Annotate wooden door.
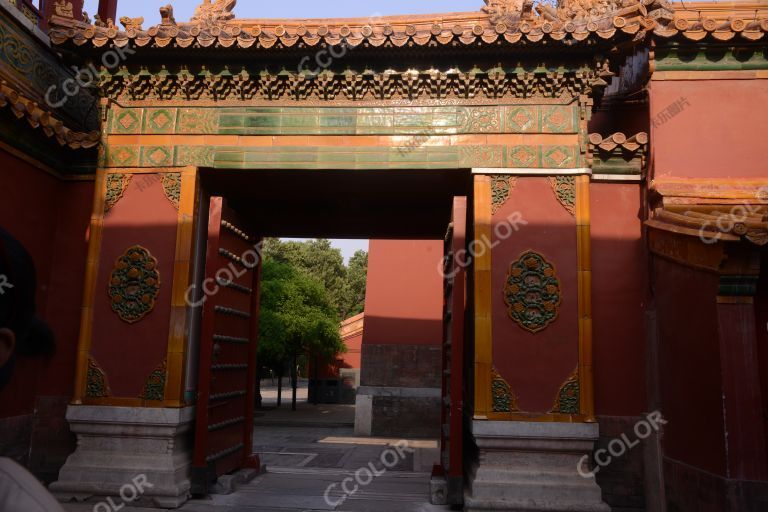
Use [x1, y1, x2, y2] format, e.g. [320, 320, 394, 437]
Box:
[192, 197, 261, 494]
[438, 196, 468, 505]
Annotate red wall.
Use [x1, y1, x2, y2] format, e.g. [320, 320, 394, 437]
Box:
[0, 151, 93, 417]
[591, 183, 647, 416]
[492, 178, 579, 413]
[650, 79, 768, 179]
[362, 240, 442, 346]
[90, 176, 177, 397]
[654, 257, 726, 476]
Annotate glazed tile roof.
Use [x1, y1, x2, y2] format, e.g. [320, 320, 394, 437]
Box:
[47, 0, 767, 53]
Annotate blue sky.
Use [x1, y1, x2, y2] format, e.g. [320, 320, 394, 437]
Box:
[84, 0, 483, 25]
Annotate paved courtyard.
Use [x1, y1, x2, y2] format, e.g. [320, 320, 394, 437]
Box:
[61, 407, 446, 512]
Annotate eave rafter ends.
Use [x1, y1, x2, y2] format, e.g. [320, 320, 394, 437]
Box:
[646, 179, 768, 247]
[0, 81, 99, 150]
[48, 0, 768, 53]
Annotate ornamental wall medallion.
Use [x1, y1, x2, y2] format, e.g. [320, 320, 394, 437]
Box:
[503, 251, 562, 333]
[161, 173, 181, 210]
[140, 360, 167, 401]
[491, 175, 518, 214]
[548, 176, 576, 217]
[550, 368, 580, 414]
[491, 366, 520, 413]
[86, 357, 110, 398]
[104, 174, 132, 212]
[108, 246, 161, 324]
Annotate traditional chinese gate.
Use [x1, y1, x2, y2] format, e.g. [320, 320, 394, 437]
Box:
[437, 196, 469, 505]
[192, 197, 262, 494]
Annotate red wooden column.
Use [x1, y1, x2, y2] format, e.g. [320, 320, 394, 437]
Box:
[716, 264, 768, 480]
[98, 0, 117, 21]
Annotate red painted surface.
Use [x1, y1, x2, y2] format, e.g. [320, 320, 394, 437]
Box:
[90, 176, 177, 398]
[716, 302, 768, 480]
[362, 239, 442, 347]
[492, 178, 578, 413]
[590, 183, 647, 416]
[650, 79, 768, 179]
[654, 256, 727, 476]
[754, 254, 768, 471]
[315, 314, 363, 379]
[0, 151, 92, 418]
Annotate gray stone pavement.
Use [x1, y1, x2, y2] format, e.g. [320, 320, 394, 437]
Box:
[61, 422, 446, 512]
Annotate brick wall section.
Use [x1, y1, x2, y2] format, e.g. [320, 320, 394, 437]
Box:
[370, 396, 441, 438]
[595, 416, 647, 512]
[664, 458, 768, 512]
[360, 344, 441, 389]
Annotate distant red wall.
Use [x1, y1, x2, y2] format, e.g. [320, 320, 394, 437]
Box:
[654, 257, 726, 476]
[362, 240, 442, 346]
[0, 150, 93, 417]
[650, 79, 768, 179]
[590, 183, 647, 416]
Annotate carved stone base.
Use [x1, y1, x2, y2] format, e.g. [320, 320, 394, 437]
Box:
[465, 421, 610, 512]
[50, 405, 195, 509]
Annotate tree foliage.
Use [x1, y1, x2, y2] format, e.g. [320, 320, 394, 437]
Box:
[258, 259, 344, 373]
[262, 238, 368, 319]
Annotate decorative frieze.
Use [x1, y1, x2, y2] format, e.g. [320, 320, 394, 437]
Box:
[108, 246, 161, 324]
[550, 368, 580, 414]
[491, 366, 520, 413]
[161, 173, 182, 210]
[140, 360, 167, 401]
[104, 174, 132, 212]
[97, 67, 608, 105]
[491, 175, 518, 214]
[549, 176, 577, 216]
[86, 357, 110, 398]
[503, 251, 562, 333]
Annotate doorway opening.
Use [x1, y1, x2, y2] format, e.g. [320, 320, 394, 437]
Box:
[188, 168, 473, 509]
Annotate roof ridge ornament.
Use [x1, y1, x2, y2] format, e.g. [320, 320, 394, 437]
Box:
[191, 0, 237, 25]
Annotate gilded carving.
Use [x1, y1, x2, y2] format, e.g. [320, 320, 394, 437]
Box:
[548, 176, 576, 216]
[53, 1, 74, 18]
[491, 366, 520, 413]
[504, 251, 562, 333]
[104, 173, 132, 212]
[550, 368, 580, 414]
[491, 175, 518, 214]
[86, 357, 110, 398]
[161, 173, 182, 210]
[140, 360, 167, 401]
[108, 246, 161, 324]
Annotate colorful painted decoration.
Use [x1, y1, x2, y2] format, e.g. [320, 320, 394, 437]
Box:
[140, 360, 167, 401]
[504, 251, 562, 333]
[86, 357, 110, 398]
[551, 369, 580, 414]
[549, 176, 576, 216]
[491, 175, 518, 214]
[491, 367, 519, 413]
[104, 173, 132, 212]
[161, 173, 182, 210]
[108, 246, 161, 324]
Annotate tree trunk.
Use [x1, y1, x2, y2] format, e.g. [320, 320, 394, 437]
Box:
[276, 365, 283, 408]
[291, 353, 298, 411]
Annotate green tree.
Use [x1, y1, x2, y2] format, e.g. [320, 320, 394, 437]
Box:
[258, 259, 344, 409]
[340, 250, 368, 318]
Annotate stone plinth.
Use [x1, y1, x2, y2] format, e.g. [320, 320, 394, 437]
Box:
[354, 385, 441, 437]
[50, 405, 195, 509]
[465, 421, 610, 512]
